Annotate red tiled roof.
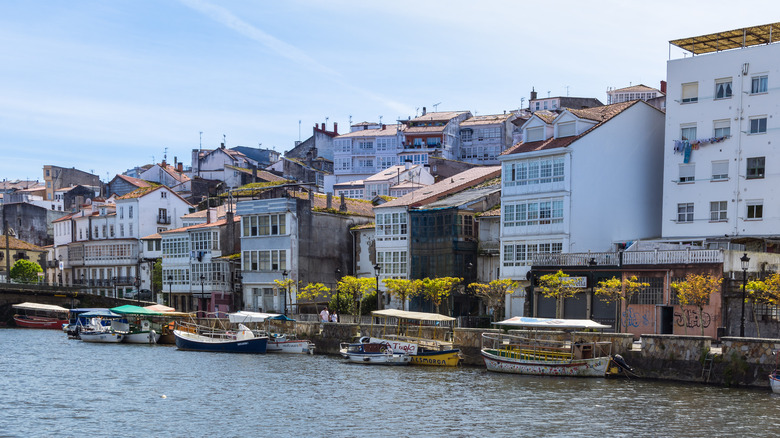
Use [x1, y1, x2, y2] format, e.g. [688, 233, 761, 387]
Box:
[502, 101, 639, 156]
[116, 174, 154, 188]
[0, 235, 45, 252]
[160, 216, 240, 234]
[378, 166, 501, 208]
[289, 192, 375, 217]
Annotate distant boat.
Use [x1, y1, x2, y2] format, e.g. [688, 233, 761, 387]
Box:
[369, 309, 461, 367]
[12, 302, 69, 329]
[228, 311, 314, 354]
[76, 310, 125, 343]
[340, 340, 411, 365]
[110, 305, 164, 344]
[173, 321, 268, 353]
[771, 350, 780, 394]
[481, 317, 615, 377]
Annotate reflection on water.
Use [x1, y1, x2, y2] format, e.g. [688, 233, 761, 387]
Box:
[1, 328, 779, 437]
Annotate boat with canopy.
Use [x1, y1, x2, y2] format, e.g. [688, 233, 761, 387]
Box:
[228, 311, 314, 354]
[76, 309, 124, 343]
[481, 317, 614, 377]
[12, 302, 69, 329]
[109, 305, 165, 344]
[368, 309, 461, 366]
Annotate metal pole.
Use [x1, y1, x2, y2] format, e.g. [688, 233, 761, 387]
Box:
[740, 267, 747, 337]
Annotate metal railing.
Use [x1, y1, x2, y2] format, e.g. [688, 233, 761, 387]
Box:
[532, 249, 723, 266]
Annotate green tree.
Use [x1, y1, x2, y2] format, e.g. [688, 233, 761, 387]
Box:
[273, 278, 297, 314]
[420, 277, 462, 314]
[745, 272, 780, 337]
[595, 275, 649, 332]
[10, 259, 43, 283]
[537, 270, 585, 318]
[469, 279, 518, 322]
[383, 278, 422, 311]
[298, 282, 330, 314]
[152, 260, 162, 294]
[672, 273, 722, 336]
[335, 276, 376, 315]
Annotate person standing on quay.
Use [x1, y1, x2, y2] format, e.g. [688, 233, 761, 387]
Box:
[319, 306, 330, 322]
[330, 311, 338, 323]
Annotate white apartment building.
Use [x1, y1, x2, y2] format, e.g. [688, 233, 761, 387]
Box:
[458, 113, 518, 165]
[328, 123, 405, 193]
[499, 100, 666, 314]
[662, 24, 780, 250]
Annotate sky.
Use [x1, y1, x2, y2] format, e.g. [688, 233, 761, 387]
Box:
[0, 0, 776, 182]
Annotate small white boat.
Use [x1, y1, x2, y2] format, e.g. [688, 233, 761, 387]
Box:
[267, 333, 314, 354]
[80, 329, 125, 343]
[771, 350, 780, 394]
[339, 341, 411, 365]
[115, 320, 160, 344]
[77, 312, 125, 343]
[229, 311, 314, 354]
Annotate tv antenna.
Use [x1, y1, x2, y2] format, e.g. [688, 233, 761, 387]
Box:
[199, 131, 203, 150]
[433, 102, 441, 111]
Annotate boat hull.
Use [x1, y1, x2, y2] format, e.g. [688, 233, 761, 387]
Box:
[410, 349, 461, 367]
[770, 373, 780, 394]
[344, 353, 411, 365]
[481, 349, 610, 377]
[13, 315, 69, 330]
[267, 340, 314, 354]
[80, 331, 125, 343]
[123, 331, 161, 344]
[174, 331, 268, 353]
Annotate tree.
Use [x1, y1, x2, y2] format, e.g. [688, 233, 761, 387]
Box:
[671, 273, 722, 336]
[383, 278, 422, 311]
[152, 260, 162, 294]
[537, 270, 585, 318]
[469, 279, 518, 322]
[298, 282, 330, 314]
[419, 277, 462, 314]
[273, 278, 296, 314]
[335, 276, 376, 315]
[9, 259, 42, 283]
[595, 275, 649, 332]
[745, 272, 780, 337]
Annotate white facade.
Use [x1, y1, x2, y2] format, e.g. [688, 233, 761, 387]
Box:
[662, 42, 780, 242]
[328, 123, 405, 193]
[458, 114, 518, 165]
[500, 101, 666, 285]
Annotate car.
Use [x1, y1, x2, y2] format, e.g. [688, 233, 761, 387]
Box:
[138, 289, 153, 301]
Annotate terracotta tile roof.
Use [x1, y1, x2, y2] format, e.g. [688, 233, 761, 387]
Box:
[460, 113, 515, 126]
[534, 110, 559, 124]
[116, 174, 154, 188]
[115, 185, 193, 206]
[502, 101, 639, 156]
[140, 233, 162, 240]
[337, 124, 403, 138]
[610, 84, 661, 93]
[289, 192, 375, 217]
[0, 235, 45, 252]
[225, 165, 287, 182]
[351, 223, 375, 231]
[378, 166, 501, 208]
[365, 165, 420, 182]
[52, 212, 78, 223]
[160, 216, 239, 234]
[159, 164, 190, 183]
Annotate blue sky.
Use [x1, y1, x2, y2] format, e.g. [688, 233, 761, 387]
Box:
[0, 0, 773, 182]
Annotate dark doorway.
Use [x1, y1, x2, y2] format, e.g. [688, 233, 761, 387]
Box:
[660, 306, 674, 334]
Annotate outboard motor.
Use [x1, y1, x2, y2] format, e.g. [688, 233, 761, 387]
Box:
[613, 354, 633, 373]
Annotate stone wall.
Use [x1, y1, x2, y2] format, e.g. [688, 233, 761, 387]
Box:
[641, 335, 711, 361]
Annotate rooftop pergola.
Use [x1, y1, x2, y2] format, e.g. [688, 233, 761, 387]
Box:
[670, 22, 780, 55]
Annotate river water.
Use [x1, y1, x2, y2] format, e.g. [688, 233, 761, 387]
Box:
[1, 328, 779, 437]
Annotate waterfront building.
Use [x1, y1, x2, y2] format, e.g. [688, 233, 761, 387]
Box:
[499, 100, 666, 317]
[662, 23, 780, 253]
[458, 113, 519, 165]
[236, 190, 373, 313]
[372, 167, 501, 310]
[399, 109, 472, 164]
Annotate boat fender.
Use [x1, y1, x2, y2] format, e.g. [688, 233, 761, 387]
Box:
[359, 336, 370, 344]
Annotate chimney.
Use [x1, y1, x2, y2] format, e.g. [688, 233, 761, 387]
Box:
[174, 156, 177, 168]
[177, 162, 183, 173]
[161, 159, 166, 167]
[308, 190, 314, 203]
[422, 107, 427, 116]
[660, 80, 667, 94]
[405, 159, 412, 170]
[382, 124, 386, 130]
[326, 192, 333, 210]
[220, 143, 225, 149]
[206, 207, 211, 224]
[333, 122, 338, 134]
[530, 87, 537, 101]
[339, 193, 347, 212]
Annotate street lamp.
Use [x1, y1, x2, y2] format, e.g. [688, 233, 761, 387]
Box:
[167, 275, 173, 308]
[588, 258, 597, 324]
[200, 274, 205, 317]
[112, 276, 117, 299]
[740, 253, 750, 337]
[282, 270, 288, 315]
[235, 272, 243, 312]
[135, 277, 141, 304]
[335, 267, 342, 314]
[374, 264, 382, 310]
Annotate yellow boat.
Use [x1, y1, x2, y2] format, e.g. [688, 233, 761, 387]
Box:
[370, 309, 461, 367]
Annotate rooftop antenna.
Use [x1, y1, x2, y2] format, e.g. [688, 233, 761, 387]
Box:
[565, 85, 570, 97]
[521, 97, 525, 109]
[433, 102, 441, 111]
[349, 115, 353, 127]
[547, 91, 551, 98]
[163, 147, 168, 163]
[415, 107, 419, 117]
[325, 117, 329, 129]
[379, 115, 383, 125]
[199, 131, 203, 150]
[222, 134, 226, 145]
[298, 120, 301, 142]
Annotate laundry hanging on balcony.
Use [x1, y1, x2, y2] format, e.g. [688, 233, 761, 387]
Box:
[673, 135, 731, 163]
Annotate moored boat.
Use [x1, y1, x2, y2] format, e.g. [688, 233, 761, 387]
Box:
[173, 321, 268, 353]
[12, 302, 69, 329]
[110, 305, 164, 344]
[481, 317, 614, 377]
[79, 329, 125, 343]
[339, 340, 411, 365]
[228, 311, 314, 354]
[369, 309, 461, 366]
[771, 350, 780, 394]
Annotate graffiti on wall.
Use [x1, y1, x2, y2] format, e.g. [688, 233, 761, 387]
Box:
[622, 307, 651, 328]
[674, 309, 711, 328]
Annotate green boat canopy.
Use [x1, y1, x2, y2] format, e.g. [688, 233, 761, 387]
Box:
[110, 305, 165, 316]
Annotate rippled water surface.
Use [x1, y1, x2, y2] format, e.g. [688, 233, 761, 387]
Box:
[2, 328, 779, 437]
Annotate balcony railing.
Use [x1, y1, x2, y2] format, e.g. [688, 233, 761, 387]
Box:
[532, 249, 724, 267]
[157, 216, 171, 225]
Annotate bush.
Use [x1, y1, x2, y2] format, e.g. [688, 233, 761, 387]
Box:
[10, 259, 43, 283]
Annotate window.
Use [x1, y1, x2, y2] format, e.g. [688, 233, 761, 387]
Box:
[715, 78, 732, 99]
[746, 157, 765, 179]
[629, 277, 663, 305]
[677, 203, 694, 223]
[713, 119, 730, 138]
[503, 241, 563, 267]
[413, 138, 423, 147]
[504, 198, 564, 227]
[557, 122, 576, 137]
[94, 226, 99, 238]
[376, 251, 408, 277]
[376, 212, 408, 240]
[679, 164, 695, 183]
[119, 224, 125, 237]
[110, 225, 115, 237]
[161, 191, 167, 198]
[526, 127, 544, 142]
[478, 127, 500, 140]
[119, 207, 124, 219]
[358, 141, 373, 151]
[504, 156, 564, 186]
[711, 161, 728, 181]
[681, 125, 697, 141]
[426, 137, 441, 147]
[460, 129, 473, 142]
[128, 206, 133, 219]
[751, 75, 768, 94]
[681, 82, 698, 103]
[749, 117, 767, 134]
[242, 214, 287, 237]
[747, 200, 763, 220]
[710, 201, 727, 221]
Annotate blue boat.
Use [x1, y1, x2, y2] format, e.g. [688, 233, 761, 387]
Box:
[173, 322, 268, 353]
